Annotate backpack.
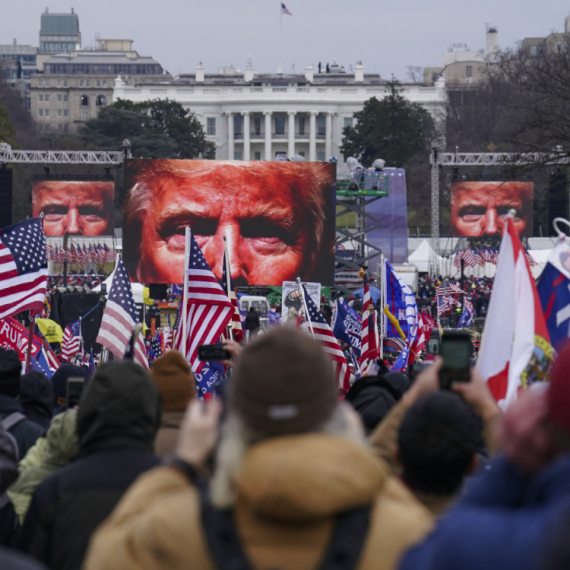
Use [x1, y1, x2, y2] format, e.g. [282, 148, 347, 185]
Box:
[1, 411, 27, 462]
[199, 480, 372, 570]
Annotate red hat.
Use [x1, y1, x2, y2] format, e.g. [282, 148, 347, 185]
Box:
[548, 340, 570, 433]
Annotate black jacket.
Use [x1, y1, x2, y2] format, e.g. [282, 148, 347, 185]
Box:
[0, 395, 44, 460]
[17, 362, 161, 570]
[245, 310, 260, 331]
[0, 423, 19, 546]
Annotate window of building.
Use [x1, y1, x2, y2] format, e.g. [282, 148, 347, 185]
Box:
[38, 79, 43, 87]
[63, 79, 69, 87]
[81, 109, 89, 120]
[45, 109, 50, 117]
[64, 109, 68, 117]
[254, 151, 261, 160]
[44, 80, 50, 87]
[207, 117, 216, 136]
[275, 116, 285, 135]
[299, 151, 305, 157]
[343, 117, 353, 129]
[318, 151, 326, 162]
[80, 95, 89, 106]
[79, 79, 85, 87]
[96, 95, 107, 106]
[38, 109, 43, 117]
[44, 94, 50, 102]
[557, 42, 563, 53]
[57, 94, 62, 102]
[317, 115, 326, 136]
[254, 117, 261, 136]
[38, 94, 44, 102]
[57, 109, 62, 117]
[234, 151, 242, 160]
[63, 95, 68, 102]
[96, 80, 101, 87]
[102, 80, 107, 87]
[234, 115, 243, 136]
[56, 79, 62, 87]
[465, 66, 473, 78]
[299, 116, 306, 135]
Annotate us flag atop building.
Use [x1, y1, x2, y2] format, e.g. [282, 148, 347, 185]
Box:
[0, 217, 48, 320]
[179, 229, 233, 374]
[302, 284, 350, 392]
[61, 319, 82, 362]
[96, 257, 148, 369]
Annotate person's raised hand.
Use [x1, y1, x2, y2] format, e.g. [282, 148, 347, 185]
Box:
[222, 340, 243, 368]
[175, 398, 223, 468]
[452, 367, 501, 421]
[495, 387, 555, 475]
[403, 357, 442, 407]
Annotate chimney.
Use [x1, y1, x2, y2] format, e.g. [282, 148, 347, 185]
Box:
[305, 64, 314, 82]
[354, 62, 364, 82]
[486, 26, 499, 60]
[196, 63, 205, 83]
[244, 63, 255, 82]
[566, 15, 570, 34]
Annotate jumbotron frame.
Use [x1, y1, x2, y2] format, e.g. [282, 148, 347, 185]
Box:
[429, 149, 570, 275]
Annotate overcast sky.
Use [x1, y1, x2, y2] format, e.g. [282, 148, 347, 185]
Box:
[2, 1, 570, 80]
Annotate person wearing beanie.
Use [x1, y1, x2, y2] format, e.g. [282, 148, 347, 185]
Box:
[0, 349, 44, 459]
[19, 372, 54, 431]
[18, 361, 161, 570]
[398, 340, 570, 570]
[50, 363, 91, 416]
[85, 327, 432, 570]
[150, 351, 196, 457]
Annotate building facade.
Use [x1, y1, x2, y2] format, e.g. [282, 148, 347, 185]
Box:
[31, 39, 169, 132]
[0, 41, 37, 108]
[39, 9, 81, 54]
[113, 63, 446, 162]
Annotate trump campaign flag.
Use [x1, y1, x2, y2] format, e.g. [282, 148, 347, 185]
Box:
[537, 238, 570, 351]
[332, 300, 361, 358]
[478, 218, 553, 409]
[457, 299, 475, 329]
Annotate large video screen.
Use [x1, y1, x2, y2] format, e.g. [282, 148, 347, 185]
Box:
[122, 159, 336, 286]
[450, 181, 533, 237]
[32, 180, 115, 236]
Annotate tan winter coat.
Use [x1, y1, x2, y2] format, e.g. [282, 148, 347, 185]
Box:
[84, 434, 433, 570]
[153, 411, 184, 458]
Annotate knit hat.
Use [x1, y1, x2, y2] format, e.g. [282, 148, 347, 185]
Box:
[0, 348, 22, 398]
[150, 351, 196, 411]
[548, 339, 570, 433]
[229, 327, 337, 437]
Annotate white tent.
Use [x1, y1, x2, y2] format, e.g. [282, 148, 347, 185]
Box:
[408, 239, 447, 273]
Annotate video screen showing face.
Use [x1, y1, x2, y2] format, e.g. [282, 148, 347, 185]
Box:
[32, 180, 115, 236]
[450, 181, 533, 237]
[122, 160, 336, 286]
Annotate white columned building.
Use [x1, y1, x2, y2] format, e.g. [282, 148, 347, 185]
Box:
[113, 64, 446, 164]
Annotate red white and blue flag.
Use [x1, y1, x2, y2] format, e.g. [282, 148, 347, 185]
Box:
[0, 217, 48, 320]
[61, 319, 82, 362]
[360, 272, 379, 372]
[96, 257, 149, 369]
[281, 3, 293, 15]
[178, 230, 233, 374]
[302, 284, 350, 392]
[222, 248, 244, 342]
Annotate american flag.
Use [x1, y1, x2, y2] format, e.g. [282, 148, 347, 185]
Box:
[360, 272, 379, 369]
[149, 333, 163, 361]
[0, 217, 48, 320]
[178, 230, 233, 374]
[281, 2, 293, 15]
[222, 249, 244, 342]
[96, 257, 148, 369]
[302, 284, 350, 392]
[436, 279, 464, 297]
[61, 319, 82, 362]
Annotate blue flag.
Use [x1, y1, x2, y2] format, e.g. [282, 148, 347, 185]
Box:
[457, 299, 475, 329]
[31, 349, 53, 378]
[194, 360, 226, 397]
[89, 349, 96, 376]
[537, 253, 570, 351]
[332, 301, 362, 358]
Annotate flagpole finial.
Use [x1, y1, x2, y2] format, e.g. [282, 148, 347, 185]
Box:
[296, 276, 302, 284]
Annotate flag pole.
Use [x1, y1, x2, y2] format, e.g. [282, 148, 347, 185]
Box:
[380, 255, 386, 360]
[278, 1, 283, 74]
[222, 236, 235, 341]
[25, 314, 36, 373]
[181, 227, 191, 360]
[296, 277, 315, 338]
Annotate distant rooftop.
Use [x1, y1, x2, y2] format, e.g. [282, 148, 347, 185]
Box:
[40, 12, 80, 35]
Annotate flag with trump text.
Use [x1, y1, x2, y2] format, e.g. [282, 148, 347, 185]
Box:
[61, 319, 82, 362]
[0, 217, 48, 320]
[332, 300, 361, 358]
[96, 257, 148, 369]
[302, 284, 351, 392]
[179, 230, 233, 374]
[478, 218, 553, 409]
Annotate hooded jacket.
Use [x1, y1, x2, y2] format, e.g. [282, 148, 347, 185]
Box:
[8, 409, 79, 522]
[17, 362, 161, 570]
[19, 373, 53, 431]
[84, 434, 432, 570]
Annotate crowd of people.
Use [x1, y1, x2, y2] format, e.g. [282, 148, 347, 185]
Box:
[47, 275, 105, 295]
[0, 323, 567, 570]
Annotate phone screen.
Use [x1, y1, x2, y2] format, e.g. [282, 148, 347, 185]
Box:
[198, 345, 231, 361]
[440, 334, 472, 389]
[66, 377, 85, 407]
